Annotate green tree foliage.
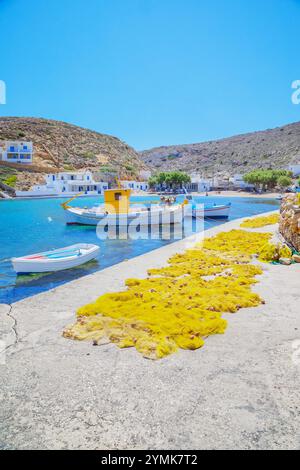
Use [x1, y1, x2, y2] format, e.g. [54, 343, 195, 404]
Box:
[148, 176, 158, 188]
[149, 171, 191, 189]
[277, 175, 292, 189]
[244, 169, 293, 191]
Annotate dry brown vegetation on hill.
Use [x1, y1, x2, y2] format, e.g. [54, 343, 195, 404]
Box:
[0, 117, 146, 191]
[140, 121, 300, 177]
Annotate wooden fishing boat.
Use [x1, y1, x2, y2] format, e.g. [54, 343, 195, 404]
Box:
[62, 188, 187, 226]
[12, 244, 100, 274]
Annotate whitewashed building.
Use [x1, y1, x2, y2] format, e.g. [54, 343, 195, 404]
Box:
[230, 174, 254, 189]
[120, 180, 149, 191]
[186, 174, 211, 192]
[0, 141, 33, 164]
[288, 163, 300, 177]
[16, 170, 108, 198]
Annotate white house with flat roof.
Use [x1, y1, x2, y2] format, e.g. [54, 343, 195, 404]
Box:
[288, 163, 300, 177]
[0, 141, 33, 164]
[186, 174, 211, 192]
[120, 180, 149, 191]
[16, 170, 109, 198]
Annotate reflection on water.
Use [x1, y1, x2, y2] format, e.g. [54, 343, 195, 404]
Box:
[15, 259, 100, 287]
[0, 195, 279, 304]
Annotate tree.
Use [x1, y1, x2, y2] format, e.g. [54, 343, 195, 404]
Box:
[150, 171, 191, 190]
[156, 172, 168, 186]
[277, 175, 292, 191]
[164, 171, 191, 189]
[148, 176, 158, 188]
[244, 169, 292, 191]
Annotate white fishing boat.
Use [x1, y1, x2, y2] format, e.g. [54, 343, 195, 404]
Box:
[194, 203, 231, 219]
[184, 194, 231, 218]
[62, 188, 187, 226]
[12, 244, 100, 274]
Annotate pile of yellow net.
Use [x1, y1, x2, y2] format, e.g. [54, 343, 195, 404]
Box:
[63, 229, 285, 360]
[240, 213, 279, 229]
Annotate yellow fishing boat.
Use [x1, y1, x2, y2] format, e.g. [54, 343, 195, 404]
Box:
[61, 187, 188, 226]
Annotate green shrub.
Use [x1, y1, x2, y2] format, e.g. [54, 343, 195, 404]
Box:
[125, 164, 135, 172]
[82, 151, 95, 158]
[99, 165, 117, 174]
[3, 175, 17, 187]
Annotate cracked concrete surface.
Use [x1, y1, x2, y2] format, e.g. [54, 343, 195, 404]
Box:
[0, 304, 17, 352]
[0, 212, 299, 450]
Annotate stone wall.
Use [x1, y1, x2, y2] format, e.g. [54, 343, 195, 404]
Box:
[279, 194, 300, 252]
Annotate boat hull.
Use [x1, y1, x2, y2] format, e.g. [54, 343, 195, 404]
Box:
[12, 244, 100, 274]
[64, 206, 186, 226]
[194, 205, 231, 219]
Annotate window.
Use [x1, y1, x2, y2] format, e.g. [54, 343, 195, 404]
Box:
[115, 192, 122, 201]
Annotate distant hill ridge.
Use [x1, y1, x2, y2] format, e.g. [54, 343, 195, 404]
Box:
[140, 121, 300, 177]
[0, 117, 146, 192]
[1, 117, 300, 194]
[0, 116, 145, 174]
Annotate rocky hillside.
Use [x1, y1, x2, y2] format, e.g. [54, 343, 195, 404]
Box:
[0, 117, 145, 191]
[141, 121, 300, 177]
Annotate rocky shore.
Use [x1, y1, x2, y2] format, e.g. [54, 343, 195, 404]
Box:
[279, 194, 300, 253]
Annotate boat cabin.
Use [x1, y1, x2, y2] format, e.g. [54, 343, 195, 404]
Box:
[104, 188, 132, 214]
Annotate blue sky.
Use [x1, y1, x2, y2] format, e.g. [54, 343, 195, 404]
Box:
[0, 0, 299, 149]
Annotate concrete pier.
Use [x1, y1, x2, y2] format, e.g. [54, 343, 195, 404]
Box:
[0, 212, 299, 450]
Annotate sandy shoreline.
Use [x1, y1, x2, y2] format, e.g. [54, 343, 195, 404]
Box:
[191, 190, 283, 198]
[1, 190, 282, 201]
[139, 190, 283, 199]
[139, 190, 282, 199]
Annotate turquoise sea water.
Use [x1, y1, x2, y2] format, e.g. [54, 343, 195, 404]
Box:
[0, 195, 279, 304]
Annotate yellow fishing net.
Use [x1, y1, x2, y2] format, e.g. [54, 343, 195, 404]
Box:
[240, 213, 279, 228]
[63, 229, 283, 359]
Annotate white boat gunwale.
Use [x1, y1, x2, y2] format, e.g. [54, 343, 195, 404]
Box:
[64, 204, 187, 226]
[11, 243, 100, 274]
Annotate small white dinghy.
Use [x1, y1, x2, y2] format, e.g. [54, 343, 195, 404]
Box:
[12, 243, 100, 274]
[197, 204, 231, 219]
